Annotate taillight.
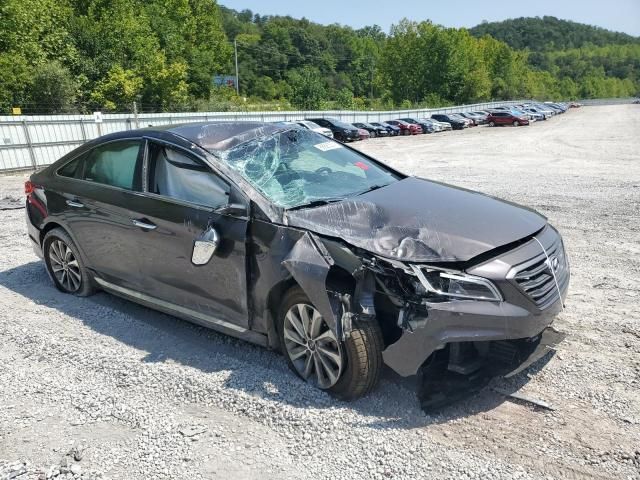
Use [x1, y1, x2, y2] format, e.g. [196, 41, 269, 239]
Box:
[25, 180, 38, 195]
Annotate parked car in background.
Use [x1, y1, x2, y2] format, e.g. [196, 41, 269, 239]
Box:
[296, 120, 334, 138]
[399, 118, 435, 134]
[449, 113, 474, 127]
[431, 114, 467, 130]
[458, 112, 486, 126]
[418, 118, 445, 132]
[386, 119, 422, 135]
[531, 104, 557, 117]
[471, 112, 489, 124]
[356, 128, 370, 140]
[523, 108, 546, 121]
[487, 111, 530, 127]
[306, 118, 360, 142]
[25, 121, 569, 401]
[524, 106, 550, 119]
[510, 108, 533, 122]
[428, 118, 453, 131]
[353, 122, 388, 138]
[370, 121, 401, 136]
[542, 104, 563, 114]
[544, 102, 567, 113]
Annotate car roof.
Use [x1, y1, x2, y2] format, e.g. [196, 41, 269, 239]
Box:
[139, 121, 291, 153]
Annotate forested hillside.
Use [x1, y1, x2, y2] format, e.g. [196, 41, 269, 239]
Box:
[469, 16, 640, 51]
[0, 2, 638, 114]
[470, 16, 640, 101]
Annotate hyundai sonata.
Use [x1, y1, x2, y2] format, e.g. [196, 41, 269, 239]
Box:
[25, 122, 569, 401]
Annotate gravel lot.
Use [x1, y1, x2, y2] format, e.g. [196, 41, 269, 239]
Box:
[1, 105, 639, 480]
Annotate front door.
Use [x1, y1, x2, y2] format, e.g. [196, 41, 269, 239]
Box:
[125, 139, 250, 328]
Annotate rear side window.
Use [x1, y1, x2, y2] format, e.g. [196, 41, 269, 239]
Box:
[83, 140, 142, 190]
[148, 143, 229, 208]
[57, 155, 83, 178]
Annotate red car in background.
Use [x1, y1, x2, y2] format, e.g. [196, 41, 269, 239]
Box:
[486, 111, 530, 127]
[356, 128, 370, 140]
[385, 119, 423, 135]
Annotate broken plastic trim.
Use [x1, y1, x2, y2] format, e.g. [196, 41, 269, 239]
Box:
[282, 232, 338, 333]
[281, 232, 380, 340]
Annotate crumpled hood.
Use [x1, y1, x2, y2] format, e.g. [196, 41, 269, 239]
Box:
[285, 177, 546, 262]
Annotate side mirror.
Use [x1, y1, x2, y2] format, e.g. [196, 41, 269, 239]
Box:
[192, 226, 220, 265]
[213, 202, 247, 217]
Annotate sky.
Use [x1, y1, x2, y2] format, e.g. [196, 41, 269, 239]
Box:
[220, 0, 640, 37]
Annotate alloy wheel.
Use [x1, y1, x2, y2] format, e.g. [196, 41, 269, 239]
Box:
[48, 239, 81, 292]
[283, 303, 344, 389]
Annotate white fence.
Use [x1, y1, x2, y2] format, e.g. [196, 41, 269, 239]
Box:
[0, 101, 529, 172]
[1, 98, 629, 172]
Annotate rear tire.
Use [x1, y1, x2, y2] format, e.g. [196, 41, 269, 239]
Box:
[489, 121, 495, 127]
[278, 286, 383, 400]
[43, 228, 95, 297]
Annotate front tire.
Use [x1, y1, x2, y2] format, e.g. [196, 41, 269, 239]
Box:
[278, 286, 383, 400]
[43, 228, 95, 296]
[513, 120, 519, 127]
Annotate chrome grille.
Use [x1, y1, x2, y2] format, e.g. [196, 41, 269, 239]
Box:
[512, 241, 569, 309]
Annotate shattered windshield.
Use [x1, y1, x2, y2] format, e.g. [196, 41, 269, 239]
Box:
[219, 128, 399, 209]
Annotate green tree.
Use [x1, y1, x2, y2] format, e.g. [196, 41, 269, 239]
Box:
[0, 0, 78, 66]
[27, 62, 79, 113]
[336, 88, 356, 109]
[0, 54, 32, 112]
[90, 65, 143, 111]
[287, 67, 326, 110]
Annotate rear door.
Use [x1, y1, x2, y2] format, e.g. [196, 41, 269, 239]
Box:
[125, 139, 251, 328]
[55, 138, 146, 289]
[497, 113, 510, 125]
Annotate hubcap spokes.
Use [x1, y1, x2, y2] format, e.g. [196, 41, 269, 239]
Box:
[49, 239, 81, 292]
[283, 303, 343, 389]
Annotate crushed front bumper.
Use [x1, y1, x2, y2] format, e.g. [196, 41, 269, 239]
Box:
[382, 295, 565, 377]
[382, 225, 569, 377]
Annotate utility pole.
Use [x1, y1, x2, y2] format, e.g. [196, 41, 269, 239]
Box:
[234, 38, 240, 95]
[370, 58, 375, 100]
[132, 101, 139, 129]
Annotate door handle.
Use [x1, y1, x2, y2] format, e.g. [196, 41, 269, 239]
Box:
[132, 219, 157, 230]
[65, 199, 84, 208]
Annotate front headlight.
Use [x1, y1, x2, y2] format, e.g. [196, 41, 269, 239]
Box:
[410, 265, 502, 301]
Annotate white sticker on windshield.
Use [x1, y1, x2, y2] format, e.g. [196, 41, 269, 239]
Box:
[314, 141, 343, 152]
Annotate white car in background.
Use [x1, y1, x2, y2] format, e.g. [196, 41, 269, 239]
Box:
[427, 119, 453, 131]
[296, 120, 334, 138]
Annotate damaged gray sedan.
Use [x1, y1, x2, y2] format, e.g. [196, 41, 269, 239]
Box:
[25, 122, 569, 403]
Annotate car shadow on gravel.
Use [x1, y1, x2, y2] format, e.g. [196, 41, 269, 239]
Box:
[1, 260, 553, 430]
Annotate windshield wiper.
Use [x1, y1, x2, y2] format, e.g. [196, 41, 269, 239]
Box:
[355, 184, 389, 196]
[286, 198, 345, 211]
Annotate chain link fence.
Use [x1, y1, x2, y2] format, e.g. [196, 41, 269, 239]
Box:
[1, 98, 635, 173]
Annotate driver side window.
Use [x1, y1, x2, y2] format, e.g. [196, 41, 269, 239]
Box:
[147, 142, 230, 208]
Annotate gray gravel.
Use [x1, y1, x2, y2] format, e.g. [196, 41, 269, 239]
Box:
[1, 105, 639, 479]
